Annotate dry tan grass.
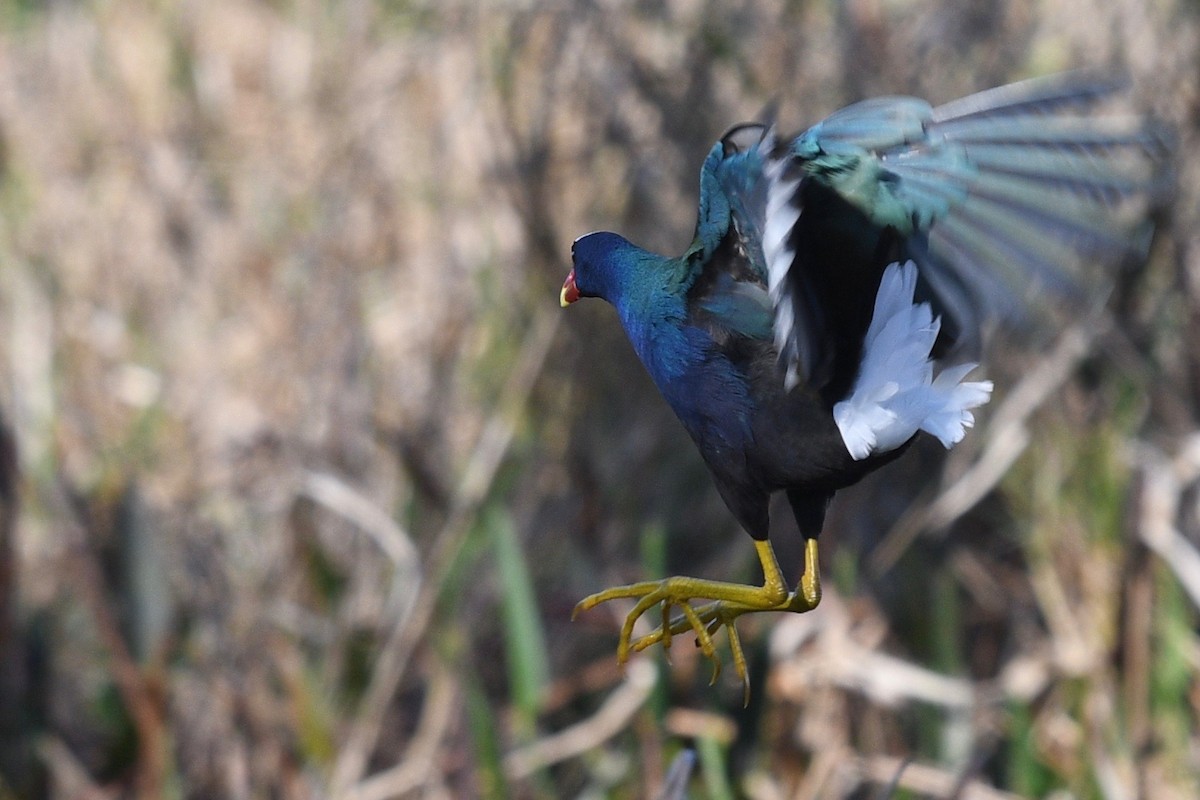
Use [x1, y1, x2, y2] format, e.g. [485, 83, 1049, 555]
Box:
[0, 1, 1196, 798]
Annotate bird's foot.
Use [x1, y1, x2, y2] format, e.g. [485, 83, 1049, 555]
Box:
[573, 574, 785, 699]
[574, 539, 821, 702]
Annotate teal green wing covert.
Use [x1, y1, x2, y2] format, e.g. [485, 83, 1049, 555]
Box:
[756, 72, 1171, 390]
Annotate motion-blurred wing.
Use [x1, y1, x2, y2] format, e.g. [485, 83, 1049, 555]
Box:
[763, 72, 1169, 393]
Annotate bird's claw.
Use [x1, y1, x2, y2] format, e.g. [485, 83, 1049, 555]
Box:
[634, 600, 752, 694]
[574, 582, 729, 679]
[575, 583, 754, 697]
[574, 539, 821, 704]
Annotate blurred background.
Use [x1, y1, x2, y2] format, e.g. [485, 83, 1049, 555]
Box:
[0, 0, 1197, 798]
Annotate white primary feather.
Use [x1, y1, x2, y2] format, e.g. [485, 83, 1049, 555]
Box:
[762, 151, 803, 389]
[834, 261, 994, 460]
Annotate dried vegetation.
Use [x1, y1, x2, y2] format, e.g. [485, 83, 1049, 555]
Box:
[0, 0, 1198, 798]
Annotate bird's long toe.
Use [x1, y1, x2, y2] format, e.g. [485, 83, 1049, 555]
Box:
[572, 579, 665, 619]
[574, 569, 799, 699]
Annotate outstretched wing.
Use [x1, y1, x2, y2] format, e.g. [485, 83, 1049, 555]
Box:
[684, 122, 776, 344]
[756, 72, 1169, 400]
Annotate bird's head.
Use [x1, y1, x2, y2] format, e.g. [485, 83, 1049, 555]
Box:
[560, 231, 644, 309]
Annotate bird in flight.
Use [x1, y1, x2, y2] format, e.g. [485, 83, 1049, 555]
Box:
[561, 73, 1167, 697]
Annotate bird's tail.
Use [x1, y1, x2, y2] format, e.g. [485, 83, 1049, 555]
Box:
[834, 261, 993, 460]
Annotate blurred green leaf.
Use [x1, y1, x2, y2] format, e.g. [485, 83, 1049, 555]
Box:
[290, 662, 337, 766]
[697, 735, 734, 800]
[488, 505, 549, 722]
[1153, 569, 1196, 750]
[465, 668, 510, 800]
[1005, 700, 1055, 797]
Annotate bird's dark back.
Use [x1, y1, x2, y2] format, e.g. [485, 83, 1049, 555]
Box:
[791, 180, 909, 404]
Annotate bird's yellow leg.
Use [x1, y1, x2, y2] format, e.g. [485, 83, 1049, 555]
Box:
[788, 536, 822, 611]
[633, 538, 823, 642]
[574, 538, 819, 695]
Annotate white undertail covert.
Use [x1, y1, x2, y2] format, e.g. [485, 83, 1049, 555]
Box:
[833, 261, 993, 460]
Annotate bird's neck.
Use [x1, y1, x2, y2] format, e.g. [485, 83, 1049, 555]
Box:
[616, 276, 753, 456]
[617, 293, 687, 379]
[603, 256, 690, 380]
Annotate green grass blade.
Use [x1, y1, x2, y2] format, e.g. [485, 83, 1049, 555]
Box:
[697, 735, 734, 800]
[464, 668, 510, 800]
[488, 506, 549, 722]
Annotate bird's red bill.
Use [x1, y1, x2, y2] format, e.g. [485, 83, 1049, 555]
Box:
[560, 269, 580, 307]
